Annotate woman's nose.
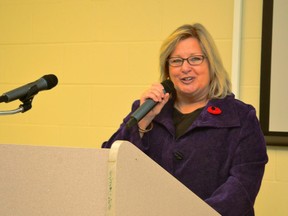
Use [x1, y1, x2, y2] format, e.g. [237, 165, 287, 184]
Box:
[181, 60, 192, 73]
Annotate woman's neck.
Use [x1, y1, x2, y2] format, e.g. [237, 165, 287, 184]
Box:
[174, 95, 209, 114]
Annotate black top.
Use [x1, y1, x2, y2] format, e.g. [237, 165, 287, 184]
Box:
[173, 107, 204, 139]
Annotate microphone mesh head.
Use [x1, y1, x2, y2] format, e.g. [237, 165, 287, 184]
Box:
[161, 79, 175, 94]
[43, 74, 58, 89]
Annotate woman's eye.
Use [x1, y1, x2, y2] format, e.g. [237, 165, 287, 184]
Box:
[189, 56, 201, 62]
[171, 58, 182, 63]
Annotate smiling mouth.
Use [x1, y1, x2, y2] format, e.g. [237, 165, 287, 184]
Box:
[181, 77, 194, 82]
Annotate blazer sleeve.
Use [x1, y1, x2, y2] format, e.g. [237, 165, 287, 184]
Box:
[101, 100, 143, 149]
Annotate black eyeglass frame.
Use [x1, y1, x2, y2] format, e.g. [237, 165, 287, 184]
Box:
[167, 55, 206, 67]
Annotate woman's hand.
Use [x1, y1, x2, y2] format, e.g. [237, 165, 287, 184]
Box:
[138, 83, 170, 130]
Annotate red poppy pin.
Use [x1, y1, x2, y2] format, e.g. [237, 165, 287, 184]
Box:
[207, 106, 222, 115]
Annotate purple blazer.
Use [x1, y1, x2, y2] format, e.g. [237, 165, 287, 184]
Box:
[102, 94, 268, 216]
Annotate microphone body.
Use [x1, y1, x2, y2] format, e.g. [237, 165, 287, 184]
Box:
[126, 79, 174, 128]
[0, 74, 58, 103]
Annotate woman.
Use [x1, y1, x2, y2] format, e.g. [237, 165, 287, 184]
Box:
[102, 23, 268, 216]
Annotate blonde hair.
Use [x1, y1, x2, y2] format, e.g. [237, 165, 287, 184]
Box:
[159, 23, 232, 99]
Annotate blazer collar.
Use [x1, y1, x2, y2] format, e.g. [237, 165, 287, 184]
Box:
[154, 94, 241, 133]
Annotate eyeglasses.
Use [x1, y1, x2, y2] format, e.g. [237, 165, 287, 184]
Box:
[167, 55, 206, 67]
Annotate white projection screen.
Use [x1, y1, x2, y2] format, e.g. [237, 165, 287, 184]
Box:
[260, 0, 288, 146]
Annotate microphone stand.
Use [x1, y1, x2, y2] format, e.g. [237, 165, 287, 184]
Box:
[0, 85, 39, 116]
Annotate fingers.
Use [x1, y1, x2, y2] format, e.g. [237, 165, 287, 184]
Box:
[138, 83, 170, 124]
[140, 83, 166, 105]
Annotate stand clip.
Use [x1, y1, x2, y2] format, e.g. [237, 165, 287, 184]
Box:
[0, 85, 39, 116]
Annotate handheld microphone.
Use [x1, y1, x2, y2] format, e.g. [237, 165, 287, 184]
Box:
[0, 74, 58, 103]
[126, 79, 174, 128]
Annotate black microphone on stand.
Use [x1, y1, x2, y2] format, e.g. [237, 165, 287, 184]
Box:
[126, 79, 174, 128]
[0, 74, 58, 103]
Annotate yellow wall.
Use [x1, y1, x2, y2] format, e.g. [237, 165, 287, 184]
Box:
[0, 0, 287, 215]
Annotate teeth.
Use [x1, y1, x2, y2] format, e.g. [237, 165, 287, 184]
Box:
[182, 77, 192, 81]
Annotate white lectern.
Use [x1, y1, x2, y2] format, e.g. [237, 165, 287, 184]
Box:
[0, 141, 219, 216]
